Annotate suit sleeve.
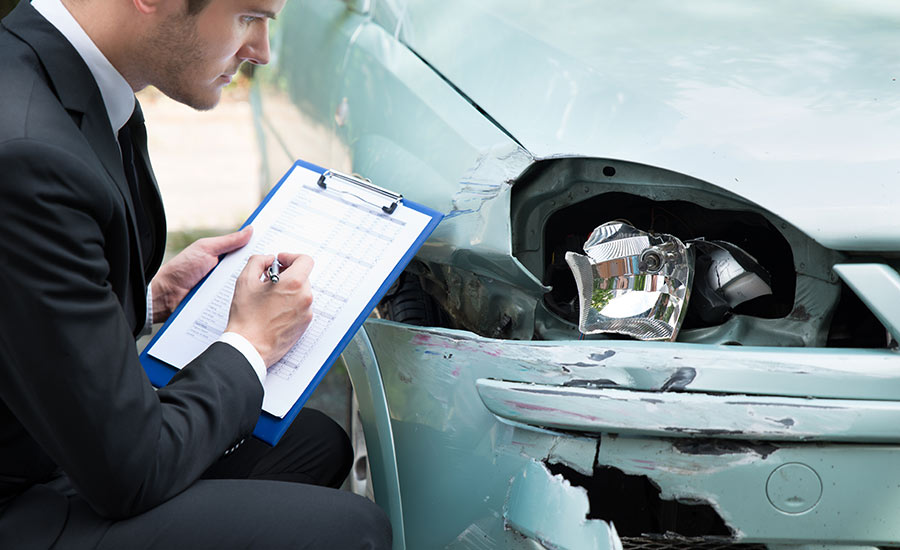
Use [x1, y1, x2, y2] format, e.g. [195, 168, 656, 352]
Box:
[0, 139, 264, 519]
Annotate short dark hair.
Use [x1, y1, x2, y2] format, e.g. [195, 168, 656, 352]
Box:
[186, 0, 212, 15]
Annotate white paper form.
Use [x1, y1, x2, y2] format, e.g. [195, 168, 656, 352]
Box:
[148, 167, 432, 417]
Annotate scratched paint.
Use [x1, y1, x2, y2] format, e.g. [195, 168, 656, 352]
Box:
[477, 379, 900, 442]
[388, 323, 900, 401]
[354, 320, 900, 547]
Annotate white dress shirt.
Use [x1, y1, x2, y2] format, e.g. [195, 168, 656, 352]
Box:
[30, 0, 268, 388]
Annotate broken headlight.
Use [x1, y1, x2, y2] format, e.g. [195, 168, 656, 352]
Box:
[565, 222, 772, 341]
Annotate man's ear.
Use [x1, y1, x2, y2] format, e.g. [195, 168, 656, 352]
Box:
[132, 0, 183, 16]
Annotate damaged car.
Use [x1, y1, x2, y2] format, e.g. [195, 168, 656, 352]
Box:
[248, 1, 900, 548]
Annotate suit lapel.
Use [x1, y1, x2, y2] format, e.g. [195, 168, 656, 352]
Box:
[2, 1, 157, 331]
[3, 3, 134, 214]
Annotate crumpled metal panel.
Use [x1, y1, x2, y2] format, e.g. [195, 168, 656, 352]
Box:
[368, 321, 900, 402]
[593, 435, 900, 546]
[332, 18, 547, 308]
[355, 320, 900, 547]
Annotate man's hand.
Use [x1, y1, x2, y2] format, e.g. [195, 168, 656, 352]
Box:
[226, 253, 314, 366]
[151, 227, 253, 323]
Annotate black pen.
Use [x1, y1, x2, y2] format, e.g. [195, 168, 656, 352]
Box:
[267, 258, 282, 283]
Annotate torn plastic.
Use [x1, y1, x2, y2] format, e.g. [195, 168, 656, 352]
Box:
[504, 460, 623, 550]
[566, 222, 773, 340]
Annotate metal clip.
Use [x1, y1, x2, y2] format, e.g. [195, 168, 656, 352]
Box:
[316, 169, 402, 214]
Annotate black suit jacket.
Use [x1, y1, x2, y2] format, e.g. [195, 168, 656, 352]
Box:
[0, 2, 263, 544]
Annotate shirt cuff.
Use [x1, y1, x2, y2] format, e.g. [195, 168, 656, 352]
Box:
[138, 284, 153, 337]
[217, 332, 267, 389]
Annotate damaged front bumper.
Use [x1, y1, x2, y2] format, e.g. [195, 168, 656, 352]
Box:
[345, 320, 900, 550]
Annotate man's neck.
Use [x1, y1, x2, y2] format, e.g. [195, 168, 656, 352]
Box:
[60, 0, 144, 91]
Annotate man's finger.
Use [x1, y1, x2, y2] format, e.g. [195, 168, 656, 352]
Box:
[276, 253, 314, 279]
[242, 253, 276, 280]
[203, 226, 253, 256]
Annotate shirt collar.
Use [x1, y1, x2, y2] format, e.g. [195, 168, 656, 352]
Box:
[31, 0, 135, 134]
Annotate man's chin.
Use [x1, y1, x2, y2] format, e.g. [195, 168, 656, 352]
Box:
[185, 89, 223, 112]
[160, 85, 222, 112]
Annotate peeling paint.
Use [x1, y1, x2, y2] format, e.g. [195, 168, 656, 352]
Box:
[477, 378, 900, 442]
[673, 439, 777, 459]
[375, 322, 900, 404]
[359, 321, 900, 546]
[660, 367, 697, 391]
[561, 379, 619, 388]
[767, 417, 796, 427]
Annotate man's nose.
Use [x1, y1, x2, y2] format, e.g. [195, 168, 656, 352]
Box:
[237, 23, 271, 65]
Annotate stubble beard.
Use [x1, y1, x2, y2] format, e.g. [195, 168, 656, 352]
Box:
[144, 14, 220, 111]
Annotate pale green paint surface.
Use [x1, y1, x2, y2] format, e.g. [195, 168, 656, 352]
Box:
[390, 0, 900, 252]
[346, 320, 900, 547]
[477, 378, 900, 442]
[340, 334, 406, 550]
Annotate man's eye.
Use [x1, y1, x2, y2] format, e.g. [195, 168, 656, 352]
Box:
[241, 15, 260, 24]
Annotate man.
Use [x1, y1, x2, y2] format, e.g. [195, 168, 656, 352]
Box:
[0, 0, 392, 547]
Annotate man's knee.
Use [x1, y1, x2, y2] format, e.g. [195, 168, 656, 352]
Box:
[287, 408, 353, 488]
[343, 493, 393, 550]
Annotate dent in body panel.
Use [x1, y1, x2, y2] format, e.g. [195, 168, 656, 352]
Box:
[446, 143, 533, 220]
[370, 321, 900, 403]
[476, 379, 900, 442]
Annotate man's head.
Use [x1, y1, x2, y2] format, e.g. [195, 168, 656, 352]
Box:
[140, 0, 285, 110]
[68, 0, 285, 110]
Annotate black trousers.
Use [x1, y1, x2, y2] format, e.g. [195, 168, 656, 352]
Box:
[7, 409, 391, 549]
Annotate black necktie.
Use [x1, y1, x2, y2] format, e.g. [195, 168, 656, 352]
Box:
[117, 122, 154, 269]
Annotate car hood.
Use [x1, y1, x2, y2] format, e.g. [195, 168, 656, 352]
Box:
[392, 0, 900, 251]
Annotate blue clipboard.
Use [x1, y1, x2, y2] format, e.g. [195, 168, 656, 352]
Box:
[139, 159, 443, 445]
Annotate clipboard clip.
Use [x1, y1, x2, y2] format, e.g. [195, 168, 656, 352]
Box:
[317, 170, 402, 215]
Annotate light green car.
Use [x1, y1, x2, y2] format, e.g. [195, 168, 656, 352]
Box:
[249, 1, 900, 548]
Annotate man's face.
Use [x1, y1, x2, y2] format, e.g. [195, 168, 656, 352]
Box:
[146, 0, 285, 110]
